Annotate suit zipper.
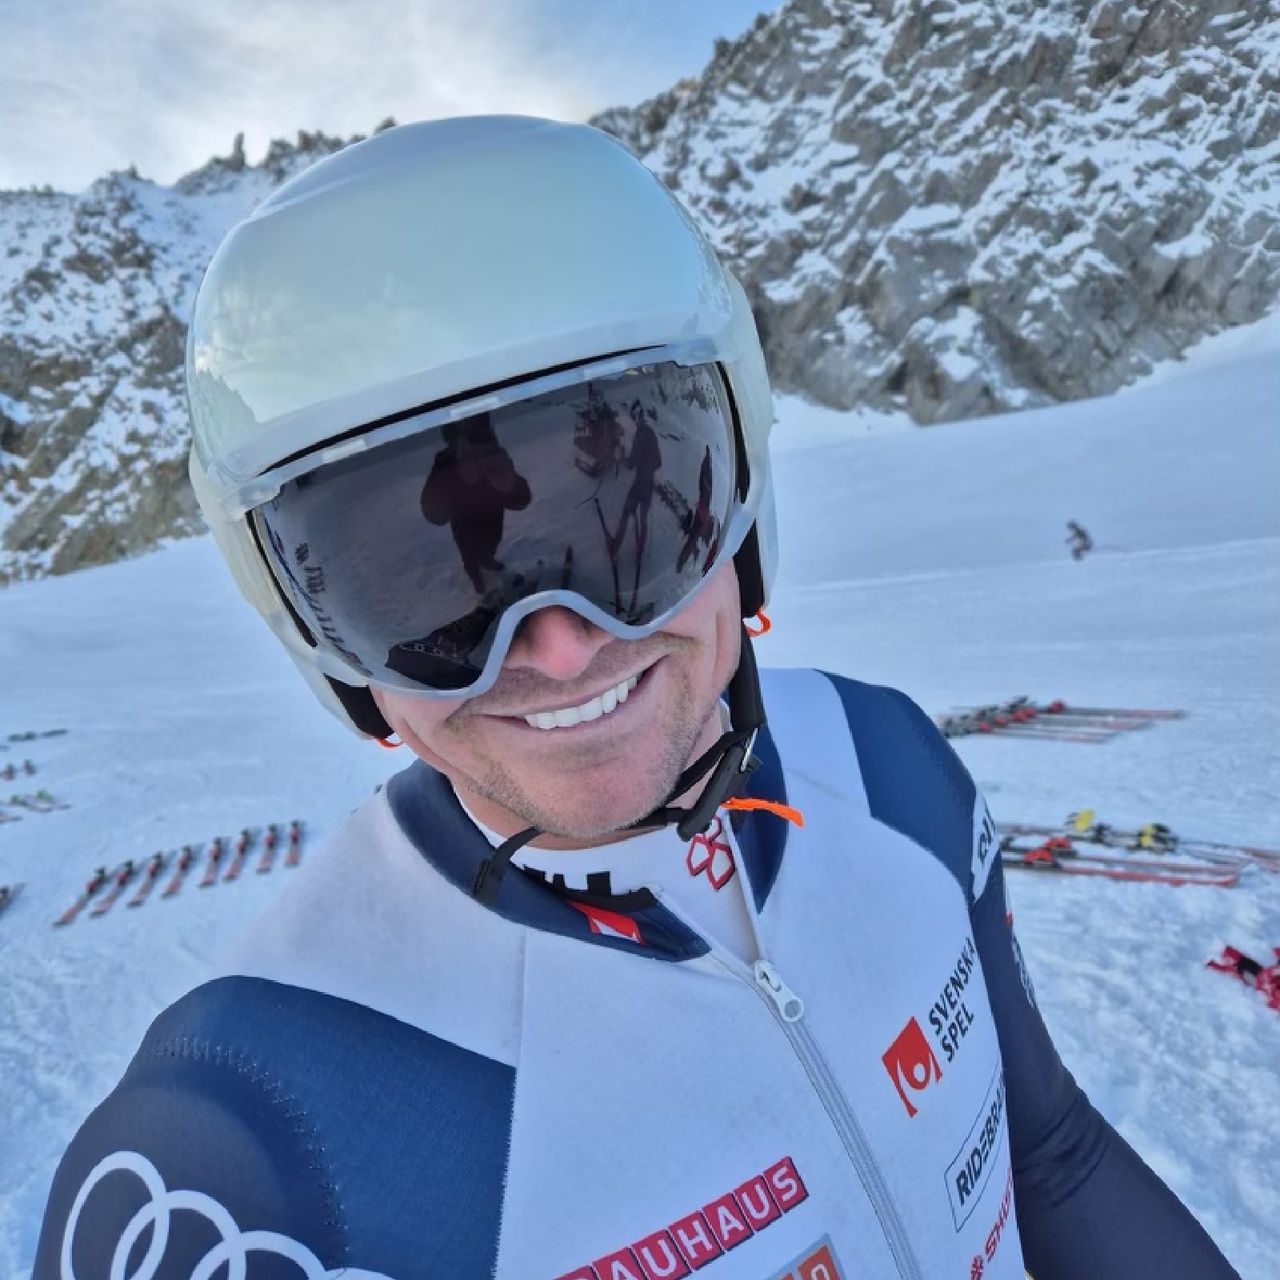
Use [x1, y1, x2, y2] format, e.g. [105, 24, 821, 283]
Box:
[649, 891, 923, 1280]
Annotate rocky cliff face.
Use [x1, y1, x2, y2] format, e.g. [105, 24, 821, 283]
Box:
[1, 0, 1277, 584]
[594, 0, 1280, 423]
[0, 129, 375, 584]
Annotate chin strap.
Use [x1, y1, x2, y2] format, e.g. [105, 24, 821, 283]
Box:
[471, 631, 767, 904]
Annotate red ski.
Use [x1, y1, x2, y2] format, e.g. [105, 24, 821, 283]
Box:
[1206, 946, 1280, 1011]
[283, 819, 303, 867]
[90, 861, 138, 917]
[222, 828, 254, 882]
[160, 846, 197, 897]
[199, 837, 225, 888]
[255, 824, 279, 874]
[127, 853, 168, 908]
[53, 867, 109, 926]
[1001, 837, 1239, 887]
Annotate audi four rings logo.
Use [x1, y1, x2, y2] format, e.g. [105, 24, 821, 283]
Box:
[61, 1150, 396, 1280]
[881, 1016, 943, 1118]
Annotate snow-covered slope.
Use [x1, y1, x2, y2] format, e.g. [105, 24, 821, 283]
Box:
[0, 318, 1276, 1277]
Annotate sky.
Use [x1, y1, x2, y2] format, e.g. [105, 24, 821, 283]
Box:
[0, 0, 774, 192]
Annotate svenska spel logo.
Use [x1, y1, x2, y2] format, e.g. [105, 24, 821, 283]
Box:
[881, 1015, 943, 1117]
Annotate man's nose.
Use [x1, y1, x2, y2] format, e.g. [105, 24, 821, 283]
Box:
[504, 606, 613, 682]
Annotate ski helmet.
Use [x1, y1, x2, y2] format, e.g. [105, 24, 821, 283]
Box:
[187, 116, 777, 736]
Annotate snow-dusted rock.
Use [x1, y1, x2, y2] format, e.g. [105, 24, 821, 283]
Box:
[594, 0, 1280, 424]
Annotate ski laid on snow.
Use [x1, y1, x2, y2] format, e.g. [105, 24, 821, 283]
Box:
[53, 867, 109, 926]
[89, 861, 138, 917]
[997, 810, 1279, 871]
[1000, 836, 1239, 887]
[939, 697, 1185, 741]
[199, 837, 225, 887]
[160, 845, 196, 898]
[256, 824, 279, 874]
[127, 853, 168, 908]
[283, 820, 303, 867]
[1206, 946, 1280, 1012]
[221, 828, 254, 883]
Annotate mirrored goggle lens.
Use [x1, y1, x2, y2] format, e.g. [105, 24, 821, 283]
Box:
[250, 361, 738, 692]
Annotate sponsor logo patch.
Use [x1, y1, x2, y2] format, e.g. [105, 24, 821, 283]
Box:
[882, 1016, 942, 1117]
[566, 900, 645, 945]
[766, 1234, 846, 1280]
[882, 937, 980, 1117]
[972, 800, 997, 900]
[685, 815, 736, 890]
[968, 1166, 1015, 1277]
[554, 1157, 808, 1279]
[946, 1069, 1006, 1230]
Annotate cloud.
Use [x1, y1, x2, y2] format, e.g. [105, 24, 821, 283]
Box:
[0, 0, 770, 191]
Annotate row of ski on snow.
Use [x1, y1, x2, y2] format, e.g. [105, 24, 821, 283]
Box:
[46, 821, 305, 926]
[935, 696, 1184, 744]
[0, 728, 307, 927]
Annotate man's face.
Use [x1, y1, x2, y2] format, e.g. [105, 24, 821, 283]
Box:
[372, 562, 742, 846]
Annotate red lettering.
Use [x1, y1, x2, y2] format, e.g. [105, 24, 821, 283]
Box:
[796, 1244, 839, 1280]
[704, 1193, 752, 1250]
[632, 1231, 690, 1280]
[764, 1156, 809, 1211]
[733, 1175, 781, 1229]
[668, 1211, 722, 1269]
[592, 1248, 645, 1280]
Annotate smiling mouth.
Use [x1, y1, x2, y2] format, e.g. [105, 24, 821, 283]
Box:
[519, 672, 643, 730]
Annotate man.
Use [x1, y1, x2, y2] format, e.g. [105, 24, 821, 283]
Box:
[36, 117, 1238, 1280]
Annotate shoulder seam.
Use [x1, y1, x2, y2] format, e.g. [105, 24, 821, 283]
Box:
[137, 1034, 348, 1252]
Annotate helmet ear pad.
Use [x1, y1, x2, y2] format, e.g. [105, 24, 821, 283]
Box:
[328, 678, 393, 739]
[734, 524, 767, 619]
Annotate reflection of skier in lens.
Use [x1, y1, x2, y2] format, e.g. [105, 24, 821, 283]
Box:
[676, 446, 719, 574]
[606, 400, 663, 611]
[420, 415, 531, 593]
[1065, 520, 1092, 562]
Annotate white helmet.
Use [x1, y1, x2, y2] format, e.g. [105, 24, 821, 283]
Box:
[187, 116, 777, 735]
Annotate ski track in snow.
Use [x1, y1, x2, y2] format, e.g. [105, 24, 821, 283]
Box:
[1, 320, 1277, 1276]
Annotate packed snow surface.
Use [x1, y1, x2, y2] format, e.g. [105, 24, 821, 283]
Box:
[1, 319, 1277, 1276]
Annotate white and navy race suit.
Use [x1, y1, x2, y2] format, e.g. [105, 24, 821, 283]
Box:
[35, 670, 1239, 1280]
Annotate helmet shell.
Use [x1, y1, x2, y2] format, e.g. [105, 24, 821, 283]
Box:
[187, 116, 776, 733]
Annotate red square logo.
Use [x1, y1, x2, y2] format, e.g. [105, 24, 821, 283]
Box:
[592, 1248, 646, 1280]
[668, 1211, 723, 1269]
[796, 1243, 841, 1280]
[704, 1192, 753, 1251]
[882, 1015, 942, 1117]
[632, 1230, 691, 1279]
[764, 1156, 808, 1211]
[733, 1174, 781, 1230]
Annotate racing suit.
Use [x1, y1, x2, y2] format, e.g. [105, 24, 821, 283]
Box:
[34, 669, 1239, 1280]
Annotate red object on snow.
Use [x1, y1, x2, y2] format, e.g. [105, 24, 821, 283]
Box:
[1206, 946, 1280, 1011]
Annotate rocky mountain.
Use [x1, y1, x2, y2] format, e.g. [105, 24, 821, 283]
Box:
[0, 127, 387, 584]
[593, 0, 1280, 423]
[2, 0, 1278, 584]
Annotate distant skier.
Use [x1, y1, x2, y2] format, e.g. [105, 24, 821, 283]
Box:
[1066, 519, 1093, 561]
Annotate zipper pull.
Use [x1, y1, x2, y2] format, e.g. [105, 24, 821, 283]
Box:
[754, 960, 805, 1022]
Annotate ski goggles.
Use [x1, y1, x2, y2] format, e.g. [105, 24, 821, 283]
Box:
[249, 357, 746, 696]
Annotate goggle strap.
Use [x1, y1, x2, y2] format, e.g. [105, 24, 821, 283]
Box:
[472, 824, 541, 905]
[468, 634, 769, 902]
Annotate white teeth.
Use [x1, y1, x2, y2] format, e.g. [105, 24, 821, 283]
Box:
[524, 673, 642, 730]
